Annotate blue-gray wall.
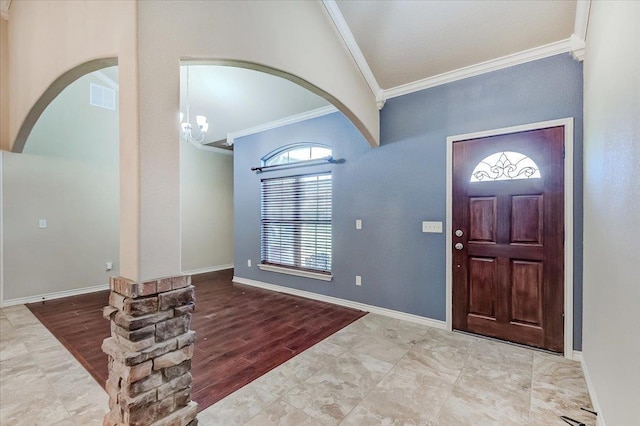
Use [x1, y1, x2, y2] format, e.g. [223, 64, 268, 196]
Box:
[234, 53, 584, 350]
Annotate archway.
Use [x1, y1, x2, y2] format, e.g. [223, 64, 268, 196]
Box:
[177, 61, 339, 276]
[12, 58, 117, 153]
[1, 59, 120, 304]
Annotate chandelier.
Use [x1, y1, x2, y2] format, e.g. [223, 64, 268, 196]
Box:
[180, 66, 209, 143]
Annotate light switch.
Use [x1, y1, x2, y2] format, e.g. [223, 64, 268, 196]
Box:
[356, 219, 362, 230]
[355, 275, 362, 286]
[39, 219, 47, 229]
[422, 221, 443, 233]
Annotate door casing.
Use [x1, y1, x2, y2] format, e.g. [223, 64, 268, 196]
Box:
[445, 118, 574, 360]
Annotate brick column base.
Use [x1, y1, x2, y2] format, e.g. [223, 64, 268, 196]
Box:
[102, 275, 198, 426]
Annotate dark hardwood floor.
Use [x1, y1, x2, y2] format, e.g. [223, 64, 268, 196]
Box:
[26, 269, 366, 411]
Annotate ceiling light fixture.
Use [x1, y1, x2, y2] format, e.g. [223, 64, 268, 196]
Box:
[179, 66, 209, 143]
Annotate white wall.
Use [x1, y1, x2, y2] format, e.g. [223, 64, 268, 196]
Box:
[1, 71, 119, 303]
[134, 0, 378, 281]
[6, 1, 376, 283]
[180, 144, 233, 273]
[582, 1, 640, 424]
[6, 0, 140, 281]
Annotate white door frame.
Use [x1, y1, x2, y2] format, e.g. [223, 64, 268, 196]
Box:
[445, 118, 575, 360]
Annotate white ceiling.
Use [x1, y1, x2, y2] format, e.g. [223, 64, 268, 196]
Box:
[180, 66, 329, 144]
[335, 0, 577, 89]
[90, 1, 581, 150]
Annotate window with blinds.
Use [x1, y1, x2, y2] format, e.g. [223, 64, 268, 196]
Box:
[261, 172, 332, 275]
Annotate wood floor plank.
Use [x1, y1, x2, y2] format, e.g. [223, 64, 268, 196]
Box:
[26, 268, 366, 411]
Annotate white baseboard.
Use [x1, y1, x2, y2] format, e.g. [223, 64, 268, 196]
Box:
[579, 354, 606, 426]
[1, 283, 109, 308]
[0, 264, 235, 308]
[572, 350, 583, 362]
[232, 276, 447, 330]
[182, 264, 234, 275]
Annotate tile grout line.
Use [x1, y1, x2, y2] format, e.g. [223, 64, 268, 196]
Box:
[528, 351, 536, 424]
[19, 305, 81, 423]
[1, 305, 76, 424]
[433, 333, 477, 424]
[338, 320, 432, 424]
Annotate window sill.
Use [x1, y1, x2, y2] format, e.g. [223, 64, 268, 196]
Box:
[258, 264, 333, 282]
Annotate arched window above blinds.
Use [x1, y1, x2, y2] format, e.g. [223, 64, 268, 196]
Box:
[263, 143, 332, 167]
[470, 151, 541, 182]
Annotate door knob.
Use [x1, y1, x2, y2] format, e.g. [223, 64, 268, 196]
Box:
[455, 229, 463, 237]
[455, 243, 464, 250]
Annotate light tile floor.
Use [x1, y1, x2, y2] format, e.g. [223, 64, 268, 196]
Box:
[0, 305, 596, 425]
[0, 305, 108, 426]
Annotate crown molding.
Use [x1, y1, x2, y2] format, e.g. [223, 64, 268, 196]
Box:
[573, 0, 591, 41]
[570, 34, 586, 62]
[0, 0, 11, 20]
[322, 0, 385, 109]
[226, 105, 338, 146]
[570, 0, 591, 61]
[384, 38, 573, 100]
[188, 139, 233, 156]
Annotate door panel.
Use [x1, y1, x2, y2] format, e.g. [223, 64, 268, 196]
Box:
[469, 197, 497, 243]
[452, 126, 564, 352]
[511, 195, 543, 244]
[469, 257, 497, 319]
[510, 260, 543, 326]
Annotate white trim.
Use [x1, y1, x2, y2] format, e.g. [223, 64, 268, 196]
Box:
[93, 70, 119, 92]
[445, 118, 575, 359]
[188, 139, 233, 156]
[385, 39, 573, 100]
[570, 0, 591, 61]
[574, 0, 591, 41]
[226, 105, 338, 146]
[257, 264, 333, 282]
[181, 263, 234, 275]
[321, 0, 384, 108]
[572, 350, 583, 362]
[233, 276, 447, 330]
[570, 34, 587, 62]
[1, 283, 109, 308]
[580, 356, 606, 426]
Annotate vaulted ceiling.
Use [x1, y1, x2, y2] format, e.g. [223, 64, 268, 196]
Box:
[334, 0, 578, 90]
[182, 1, 583, 147]
[65, 1, 585, 149]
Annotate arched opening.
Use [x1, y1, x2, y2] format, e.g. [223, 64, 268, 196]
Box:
[2, 60, 119, 302]
[179, 58, 376, 147]
[11, 58, 118, 153]
[177, 62, 341, 277]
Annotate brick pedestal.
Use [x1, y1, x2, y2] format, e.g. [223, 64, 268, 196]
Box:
[102, 275, 198, 426]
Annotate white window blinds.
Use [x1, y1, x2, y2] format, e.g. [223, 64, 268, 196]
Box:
[261, 173, 332, 274]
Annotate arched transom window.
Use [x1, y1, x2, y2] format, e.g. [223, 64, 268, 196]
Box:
[263, 143, 332, 167]
[470, 151, 541, 182]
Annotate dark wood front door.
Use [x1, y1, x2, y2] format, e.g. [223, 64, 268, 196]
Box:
[452, 126, 564, 352]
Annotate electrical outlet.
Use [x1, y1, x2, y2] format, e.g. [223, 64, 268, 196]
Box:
[247, 259, 252, 267]
[356, 275, 362, 286]
[105, 261, 113, 271]
[356, 219, 362, 230]
[422, 221, 443, 233]
[39, 219, 47, 229]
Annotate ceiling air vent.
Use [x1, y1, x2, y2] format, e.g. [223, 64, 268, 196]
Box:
[90, 83, 116, 110]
